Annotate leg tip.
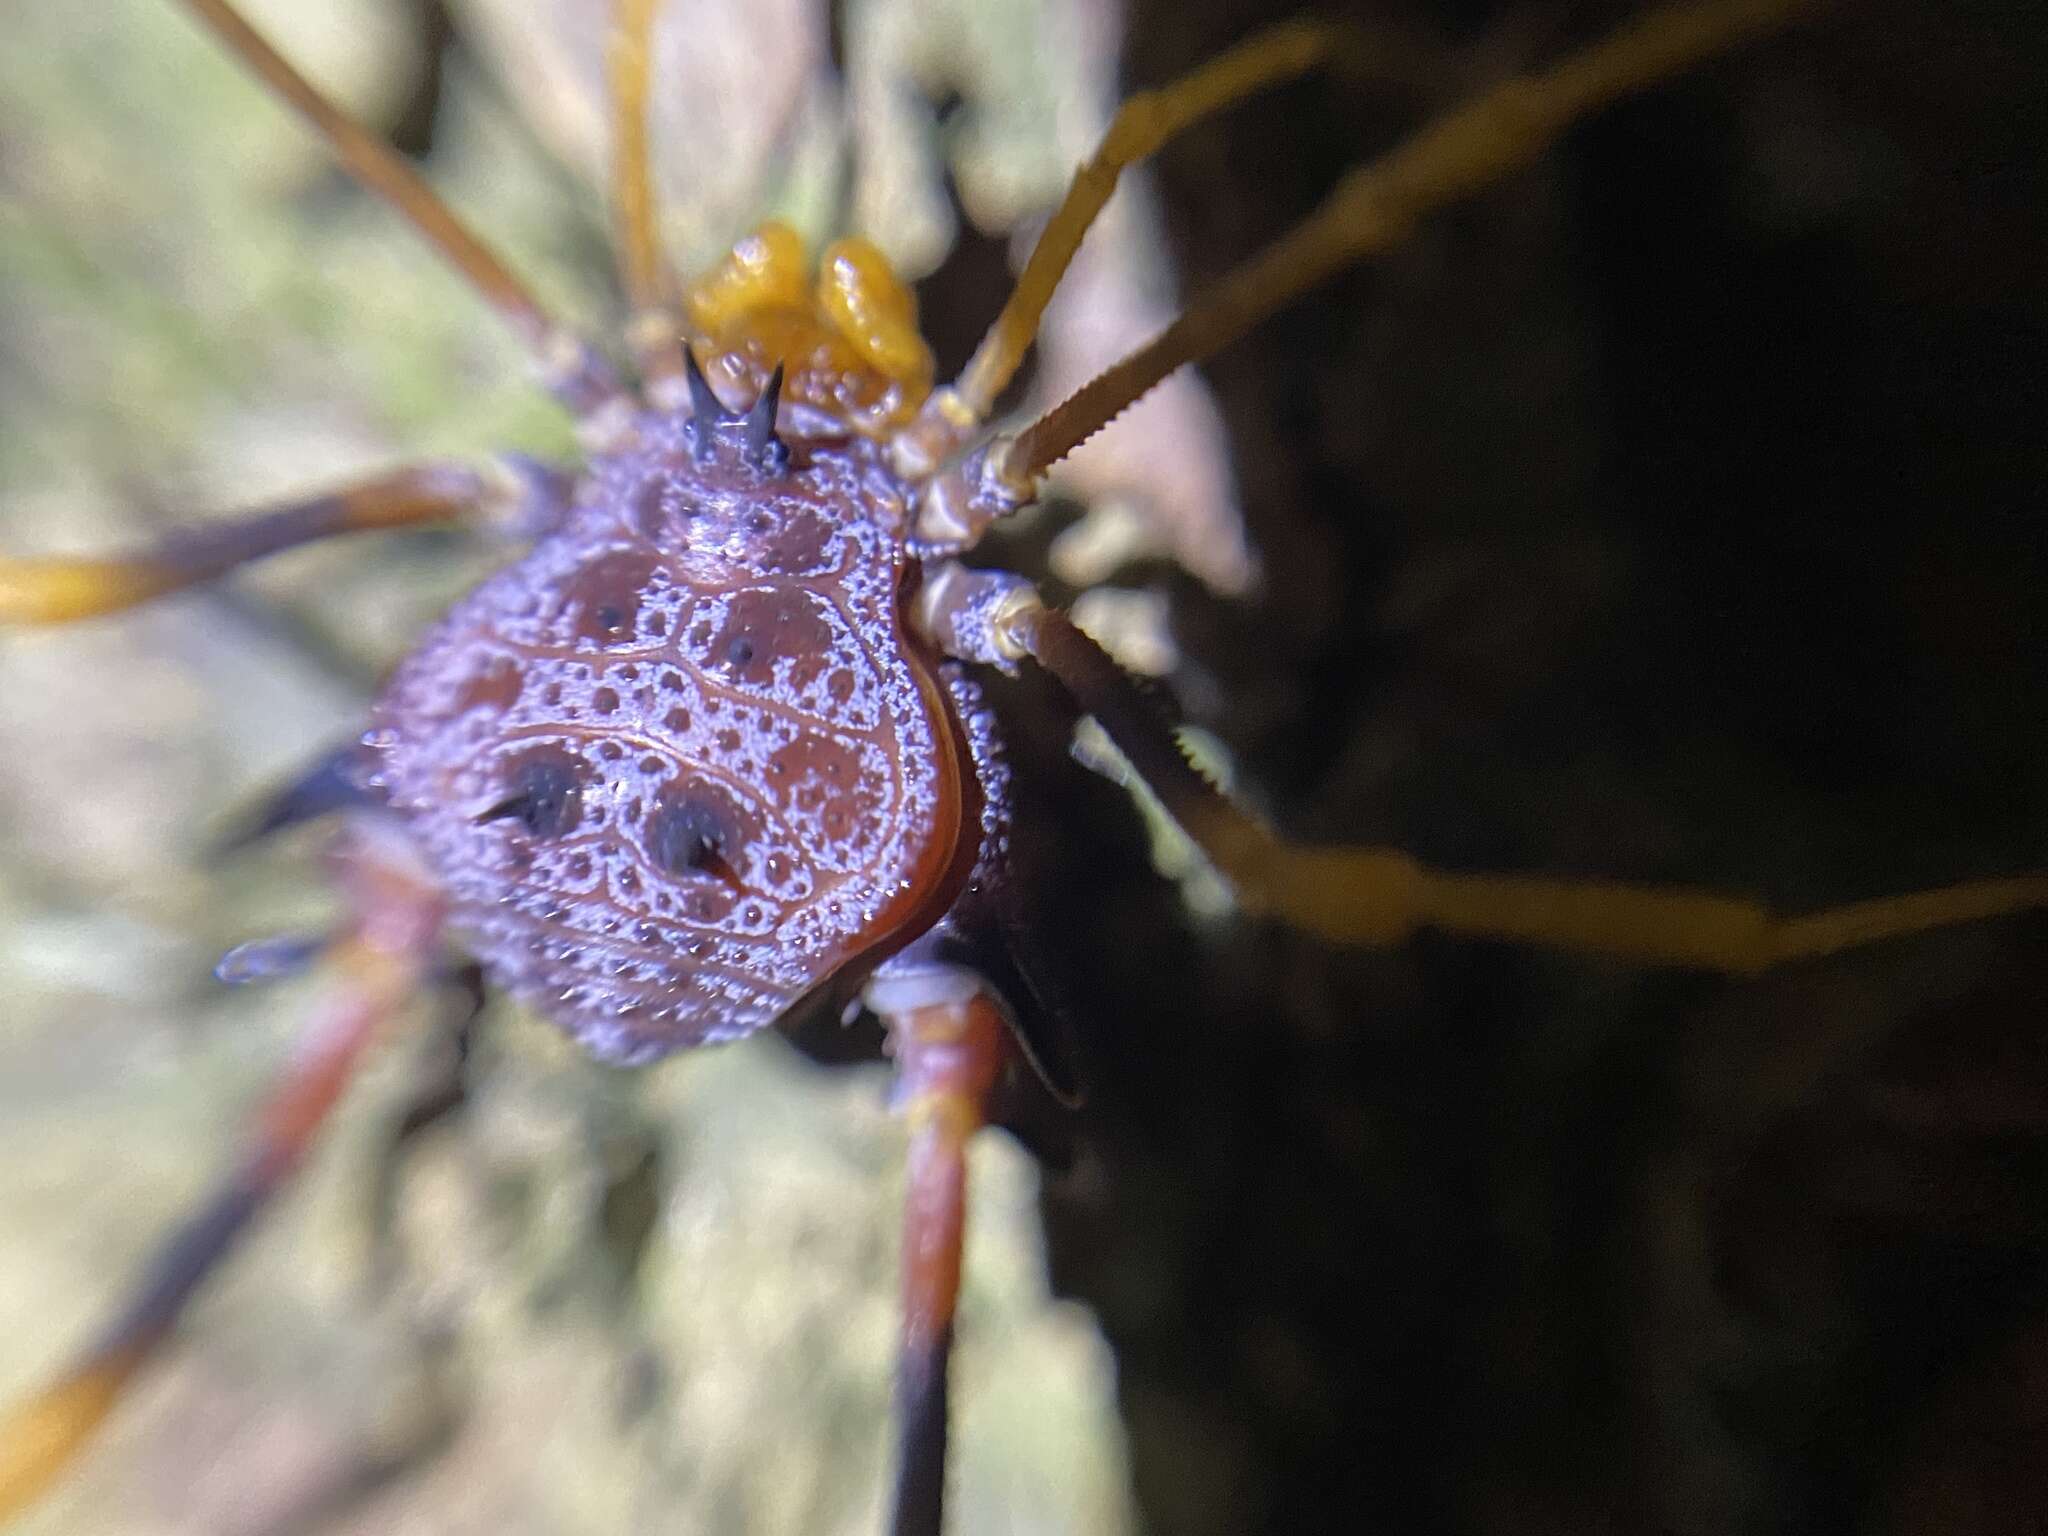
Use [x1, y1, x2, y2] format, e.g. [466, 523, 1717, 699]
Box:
[889, 1329, 952, 1536]
[0, 1355, 133, 1520]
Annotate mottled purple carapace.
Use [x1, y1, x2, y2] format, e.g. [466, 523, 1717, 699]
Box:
[373, 401, 974, 1063]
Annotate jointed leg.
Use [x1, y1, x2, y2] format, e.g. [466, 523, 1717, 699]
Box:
[1268, 856, 2048, 973]
[920, 565, 2048, 973]
[0, 830, 446, 1520]
[611, 0, 686, 392]
[864, 963, 1007, 1536]
[912, 0, 1811, 544]
[892, 18, 1346, 477]
[951, 22, 1339, 418]
[1002, 0, 1807, 485]
[175, 0, 622, 420]
[0, 458, 564, 626]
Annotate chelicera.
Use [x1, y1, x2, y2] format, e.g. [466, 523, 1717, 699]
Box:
[3, 1, 2045, 1532]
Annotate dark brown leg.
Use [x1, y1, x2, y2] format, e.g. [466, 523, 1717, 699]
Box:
[0, 830, 446, 1519]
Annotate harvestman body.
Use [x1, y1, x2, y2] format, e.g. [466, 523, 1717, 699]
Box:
[374, 373, 986, 1065]
[4, 2, 2045, 1533]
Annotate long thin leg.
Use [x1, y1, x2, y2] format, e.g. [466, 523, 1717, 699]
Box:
[912, 0, 1809, 542]
[0, 831, 446, 1520]
[610, 0, 686, 391]
[174, 0, 622, 419]
[890, 18, 1345, 477]
[1012, 600, 2048, 970]
[955, 23, 1337, 418]
[918, 566, 2048, 973]
[865, 965, 1006, 1536]
[0, 459, 562, 626]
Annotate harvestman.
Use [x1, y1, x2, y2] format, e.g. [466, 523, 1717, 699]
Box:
[3, 1, 2044, 1532]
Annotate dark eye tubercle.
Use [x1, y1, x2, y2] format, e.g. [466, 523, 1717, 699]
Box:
[476, 752, 583, 838]
[650, 795, 742, 887]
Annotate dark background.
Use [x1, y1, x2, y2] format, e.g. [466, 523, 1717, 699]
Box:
[956, 2, 2048, 1531]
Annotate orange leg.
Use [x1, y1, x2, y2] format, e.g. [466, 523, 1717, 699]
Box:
[911, 0, 1812, 544]
[918, 565, 2048, 974]
[890, 17, 1349, 478]
[610, 0, 686, 391]
[891, 7, 1486, 471]
[1006, 599, 2048, 970]
[0, 831, 446, 1520]
[174, 0, 622, 420]
[866, 969, 1006, 1536]
[0, 459, 562, 627]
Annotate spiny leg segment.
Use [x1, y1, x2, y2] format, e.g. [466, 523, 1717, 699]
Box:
[1004, 0, 1807, 488]
[908, 0, 1812, 545]
[891, 16, 1347, 475]
[174, 0, 622, 419]
[0, 832, 446, 1520]
[0, 459, 567, 627]
[919, 564, 2048, 972]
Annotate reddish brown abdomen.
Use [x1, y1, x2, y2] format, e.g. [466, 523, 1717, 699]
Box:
[370, 419, 964, 1063]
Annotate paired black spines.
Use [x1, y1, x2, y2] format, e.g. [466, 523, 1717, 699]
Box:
[683, 348, 788, 474]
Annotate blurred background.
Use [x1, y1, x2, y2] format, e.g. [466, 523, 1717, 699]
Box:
[2, 1, 2046, 1534]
